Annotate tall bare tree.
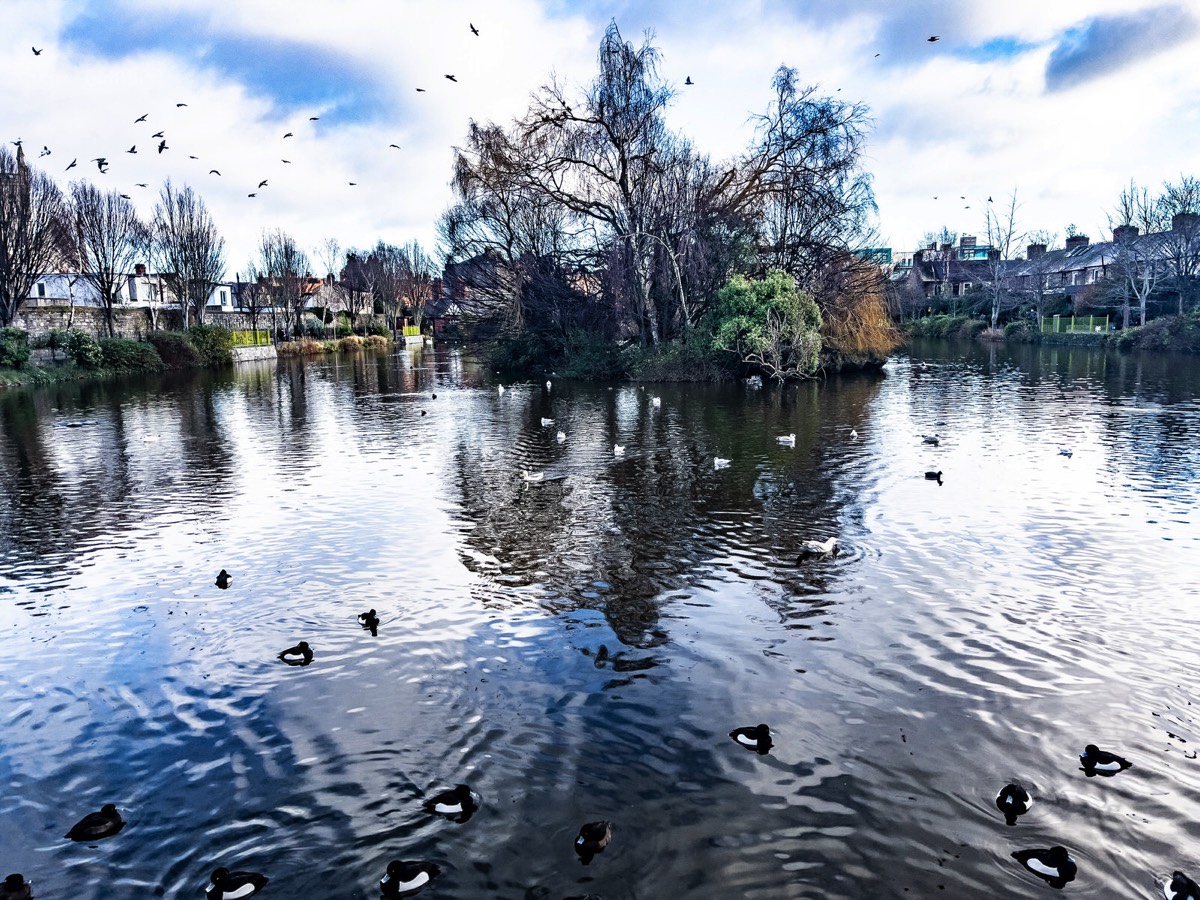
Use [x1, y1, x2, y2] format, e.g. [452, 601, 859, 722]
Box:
[70, 181, 146, 337]
[0, 145, 67, 327]
[257, 228, 310, 337]
[1109, 180, 1167, 327]
[315, 237, 349, 335]
[983, 190, 1022, 328]
[238, 265, 272, 339]
[398, 240, 436, 329]
[1157, 174, 1200, 314]
[150, 180, 225, 327]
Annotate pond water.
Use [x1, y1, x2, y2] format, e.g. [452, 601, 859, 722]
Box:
[1, 341, 1199, 898]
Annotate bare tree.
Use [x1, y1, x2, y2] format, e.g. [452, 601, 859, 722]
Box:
[1109, 180, 1167, 327]
[150, 180, 226, 327]
[1157, 174, 1200, 314]
[0, 145, 68, 327]
[257, 228, 310, 337]
[982, 190, 1022, 328]
[315, 237, 348, 335]
[70, 181, 146, 337]
[238, 265, 271, 339]
[398, 240, 436, 329]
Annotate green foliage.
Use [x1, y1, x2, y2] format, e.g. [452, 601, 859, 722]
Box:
[147, 331, 203, 368]
[99, 338, 164, 373]
[61, 329, 104, 368]
[335, 318, 353, 338]
[1115, 313, 1200, 354]
[903, 315, 985, 340]
[705, 270, 822, 379]
[556, 330, 627, 380]
[367, 320, 391, 337]
[302, 316, 326, 338]
[187, 324, 234, 366]
[626, 337, 730, 382]
[1004, 320, 1040, 343]
[0, 327, 31, 370]
[487, 328, 567, 375]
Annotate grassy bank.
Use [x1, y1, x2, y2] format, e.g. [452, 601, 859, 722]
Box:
[901, 311, 1200, 355]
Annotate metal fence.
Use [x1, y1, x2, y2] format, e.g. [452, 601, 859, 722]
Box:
[401, 324, 421, 337]
[1040, 315, 1109, 334]
[230, 329, 272, 347]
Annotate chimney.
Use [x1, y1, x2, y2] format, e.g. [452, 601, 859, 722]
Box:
[1172, 212, 1199, 233]
[960, 235, 977, 249]
[134, 263, 146, 276]
[1112, 224, 1139, 243]
[926, 242, 937, 251]
[1065, 234, 1090, 251]
[1027, 243, 1046, 260]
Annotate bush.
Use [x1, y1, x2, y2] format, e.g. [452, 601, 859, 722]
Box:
[903, 315, 984, 340]
[277, 338, 327, 356]
[1115, 313, 1200, 354]
[0, 327, 31, 369]
[148, 331, 202, 368]
[367, 320, 391, 337]
[1004, 320, 1039, 343]
[705, 270, 822, 379]
[99, 338, 164, 372]
[335, 319, 353, 338]
[337, 335, 366, 352]
[62, 329, 104, 368]
[187, 324, 233, 366]
[557, 330, 627, 380]
[302, 316, 326, 338]
[626, 338, 729, 382]
[363, 334, 389, 350]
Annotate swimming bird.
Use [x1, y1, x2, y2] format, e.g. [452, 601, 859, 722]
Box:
[205, 867, 268, 899]
[921, 434, 940, 445]
[423, 784, 479, 823]
[651, 396, 661, 407]
[0, 873, 31, 899]
[358, 609, 379, 635]
[470, 23, 479, 35]
[1059, 448, 1072, 458]
[613, 443, 625, 456]
[444, 74, 458, 82]
[729, 723, 772, 755]
[1011, 847, 1076, 888]
[801, 536, 838, 556]
[65, 804, 125, 841]
[497, 385, 505, 394]
[776, 433, 796, 446]
[379, 860, 440, 896]
[925, 470, 943, 484]
[541, 417, 554, 426]
[850, 429, 858, 439]
[1165, 870, 1200, 900]
[215, 569, 232, 589]
[1079, 743, 1131, 776]
[277, 641, 313, 666]
[995, 783, 1032, 826]
[521, 469, 545, 482]
[714, 457, 730, 469]
[574, 820, 612, 864]
[685, 76, 694, 85]
[556, 431, 566, 443]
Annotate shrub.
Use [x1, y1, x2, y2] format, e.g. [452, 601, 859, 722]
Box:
[626, 338, 729, 382]
[367, 320, 390, 337]
[277, 338, 327, 356]
[557, 330, 627, 380]
[335, 319, 353, 338]
[337, 335, 366, 352]
[302, 316, 326, 338]
[0, 327, 31, 369]
[62, 329, 103, 368]
[148, 331, 202, 368]
[99, 338, 164, 372]
[1004, 320, 1039, 343]
[978, 326, 1005, 341]
[187, 324, 233, 366]
[1116, 313, 1200, 354]
[363, 334, 389, 350]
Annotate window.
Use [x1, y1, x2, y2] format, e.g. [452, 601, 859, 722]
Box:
[36, 282, 46, 298]
[220, 289, 228, 305]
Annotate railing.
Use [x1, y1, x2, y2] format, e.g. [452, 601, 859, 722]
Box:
[401, 324, 421, 337]
[1040, 315, 1108, 334]
[230, 329, 272, 347]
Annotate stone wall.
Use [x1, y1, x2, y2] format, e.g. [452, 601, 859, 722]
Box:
[12, 305, 275, 341]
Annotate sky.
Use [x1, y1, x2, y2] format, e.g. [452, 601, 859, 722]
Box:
[4, 0, 1200, 277]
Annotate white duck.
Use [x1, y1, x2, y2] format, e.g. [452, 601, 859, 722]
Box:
[776, 433, 796, 446]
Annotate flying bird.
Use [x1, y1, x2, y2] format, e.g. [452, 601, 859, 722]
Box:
[209, 169, 221, 175]
[126, 145, 137, 154]
[134, 113, 148, 123]
[281, 159, 291, 163]
[348, 181, 357, 186]
[389, 143, 401, 149]
[309, 116, 319, 121]
[152, 130, 164, 138]
[685, 76, 694, 85]
[247, 192, 257, 197]
[928, 35, 940, 42]
[415, 87, 426, 92]
[470, 23, 479, 35]
[32, 47, 43, 55]
[38, 145, 50, 157]
[135, 183, 147, 187]
[65, 158, 77, 171]
[119, 193, 131, 199]
[157, 139, 168, 153]
[188, 154, 198, 159]
[283, 132, 293, 138]
[176, 102, 187, 107]
[92, 157, 108, 172]
[258, 179, 268, 188]
[444, 74, 457, 82]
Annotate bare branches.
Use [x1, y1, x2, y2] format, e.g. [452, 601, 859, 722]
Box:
[0, 146, 68, 326]
[69, 181, 146, 336]
[151, 181, 225, 327]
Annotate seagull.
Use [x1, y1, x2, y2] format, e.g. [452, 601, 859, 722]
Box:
[470, 23, 479, 35]
[684, 76, 694, 85]
[850, 429, 858, 439]
[541, 417, 554, 426]
[283, 132, 293, 138]
[776, 433, 796, 446]
[497, 385, 505, 394]
[32, 46, 43, 55]
[258, 179, 268, 188]
[651, 396, 661, 407]
[801, 536, 838, 555]
[521, 469, 545, 482]
[157, 139, 168, 153]
[556, 431, 566, 443]
[613, 443, 625, 455]
[927, 35, 940, 42]
[209, 169, 221, 175]
[126, 145, 137, 154]
[65, 158, 77, 171]
[445, 74, 458, 82]
[714, 457, 731, 469]
[922, 434, 940, 446]
[134, 113, 148, 122]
